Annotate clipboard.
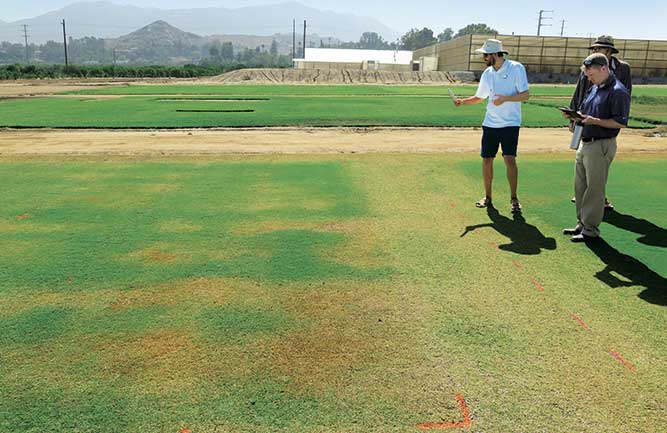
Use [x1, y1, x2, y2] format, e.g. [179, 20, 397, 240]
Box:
[558, 106, 584, 121]
[448, 88, 457, 105]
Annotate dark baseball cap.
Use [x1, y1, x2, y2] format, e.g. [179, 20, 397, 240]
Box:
[582, 53, 608, 68]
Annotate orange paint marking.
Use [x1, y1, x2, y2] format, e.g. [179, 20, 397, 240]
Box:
[180, 428, 191, 433]
[609, 350, 636, 373]
[391, 274, 402, 280]
[488, 242, 498, 249]
[512, 260, 523, 270]
[417, 394, 472, 430]
[16, 213, 32, 220]
[569, 312, 590, 330]
[531, 278, 545, 292]
[450, 203, 456, 209]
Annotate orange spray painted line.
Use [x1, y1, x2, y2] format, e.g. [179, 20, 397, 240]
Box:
[531, 278, 545, 292]
[569, 313, 590, 330]
[609, 350, 636, 373]
[417, 394, 472, 430]
[512, 260, 523, 270]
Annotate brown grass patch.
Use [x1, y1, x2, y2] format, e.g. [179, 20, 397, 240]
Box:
[124, 245, 180, 264]
[159, 220, 202, 233]
[93, 330, 209, 385]
[0, 221, 69, 234]
[141, 183, 180, 193]
[109, 277, 246, 312]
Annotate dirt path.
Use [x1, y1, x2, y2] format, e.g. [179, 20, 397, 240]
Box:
[0, 127, 664, 156]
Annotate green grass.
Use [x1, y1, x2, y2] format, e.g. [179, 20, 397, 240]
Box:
[0, 94, 656, 128]
[0, 83, 661, 128]
[66, 83, 667, 98]
[1, 154, 665, 432]
[527, 97, 666, 125]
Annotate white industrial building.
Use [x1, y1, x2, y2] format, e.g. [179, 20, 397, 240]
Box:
[294, 48, 427, 72]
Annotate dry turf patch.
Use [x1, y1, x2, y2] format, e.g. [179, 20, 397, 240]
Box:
[1, 154, 665, 432]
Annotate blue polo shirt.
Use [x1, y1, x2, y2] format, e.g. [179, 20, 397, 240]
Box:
[475, 59, 529, 128]
[580, 75, 631, 140]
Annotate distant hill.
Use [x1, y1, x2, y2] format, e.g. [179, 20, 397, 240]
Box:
[0, 1, 399, 44]
[108, 20, 203, 50]
[105, 21, 340, 57]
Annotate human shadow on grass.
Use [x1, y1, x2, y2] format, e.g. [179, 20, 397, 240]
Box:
[586, 238, 667, 306]
[461, 206, 557, 255]
[603, 210, 667, 248]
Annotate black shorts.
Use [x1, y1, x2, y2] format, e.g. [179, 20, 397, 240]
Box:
[481, 126, 520, 158]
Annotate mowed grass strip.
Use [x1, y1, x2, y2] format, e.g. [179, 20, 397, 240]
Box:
[1, 155, 665, 432]
[0, 94, 630, 128]
[65, 84, 667, 98]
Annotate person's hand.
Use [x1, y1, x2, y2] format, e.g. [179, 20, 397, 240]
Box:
[562, 112, 572, 119]
[581, 115, 599, 125]
[568, 121, 575, 133]
[454, 98, 463, 107]
[492, 94, 507, 106]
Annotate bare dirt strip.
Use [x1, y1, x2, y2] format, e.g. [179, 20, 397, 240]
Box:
[0, 127, 665, 156]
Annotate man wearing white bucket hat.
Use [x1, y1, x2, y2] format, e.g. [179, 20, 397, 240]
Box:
[455, 39, 530, 214]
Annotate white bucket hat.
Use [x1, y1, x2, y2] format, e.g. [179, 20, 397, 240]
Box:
[474, 39, 509, 55]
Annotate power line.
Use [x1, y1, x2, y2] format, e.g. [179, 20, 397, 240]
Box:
[560, 20, 567, 37]
[537, 10, 554, 36]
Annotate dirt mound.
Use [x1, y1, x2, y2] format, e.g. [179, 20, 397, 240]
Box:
[208, 68, 471, 85]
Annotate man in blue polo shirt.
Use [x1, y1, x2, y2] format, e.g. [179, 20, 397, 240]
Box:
[455, 39, 530, 214]
[563, 53, 631, 242]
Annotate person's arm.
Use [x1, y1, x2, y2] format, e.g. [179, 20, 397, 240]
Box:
[569, 73, 588, 110]
[492, 90, 529, 106]
[494, 64, 530, 106]
[580, 116, 626, 129]
[619, 61, 632, 96]
[455, 96, 485, 106]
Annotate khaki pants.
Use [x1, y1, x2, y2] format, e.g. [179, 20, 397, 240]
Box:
[574, 137, 617, 237]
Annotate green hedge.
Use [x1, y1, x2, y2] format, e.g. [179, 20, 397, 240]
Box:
[0, 63, 273, 80]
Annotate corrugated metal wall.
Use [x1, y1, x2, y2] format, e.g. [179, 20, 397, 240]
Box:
[415, 34, 667, 77]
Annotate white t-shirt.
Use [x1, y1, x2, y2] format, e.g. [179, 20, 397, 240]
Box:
[475, 59, 529, 128]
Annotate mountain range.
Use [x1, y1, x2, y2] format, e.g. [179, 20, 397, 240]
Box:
[0, 1, 400, 44]
[105, 20, 340, 57]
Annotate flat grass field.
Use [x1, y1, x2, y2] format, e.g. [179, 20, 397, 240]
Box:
[1, 154, 665, 433]
[0, 84, 664, 128]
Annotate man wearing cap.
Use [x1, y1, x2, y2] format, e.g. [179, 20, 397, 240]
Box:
[563, 53, 630, 242]
[568, 35, 632, 210]
[455, 39, 530, 214]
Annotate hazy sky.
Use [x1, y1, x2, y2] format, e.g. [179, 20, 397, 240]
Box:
[2, 0, 665, 39]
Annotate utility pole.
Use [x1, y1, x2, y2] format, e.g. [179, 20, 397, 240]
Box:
[292, 19, 296, 61]
[537, 10, 554, 36]
[62, 19, 69, 67]
[559, 20, 566, 37]
[21, 24, 29, 63]
[302, 20, 306, 59]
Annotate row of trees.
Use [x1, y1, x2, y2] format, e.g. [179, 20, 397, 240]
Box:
[336, 23, 498, 51]
[0, 37, 291, 67]
[0, 63, 245, 80]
